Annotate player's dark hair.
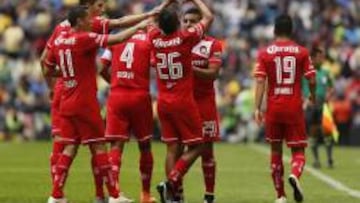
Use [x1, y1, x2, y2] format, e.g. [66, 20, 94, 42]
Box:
[68, 6, 88, 27]
[311, 47, 323, 57]
[184, 7, 202, 18]
[158, 8, 179, 35]
[79, 0, 97, 6]
[274, 14, 293, 37]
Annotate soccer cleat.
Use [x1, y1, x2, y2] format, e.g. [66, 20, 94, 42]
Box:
[140, 191, 157, 203]
[288, 174, 304, 202]
[274, 196, 287, 203]
[47, 196, 68, 203]
[203, 193, 215, 203]
[108, 193, 134, 203]
[156, 182, 168, 203]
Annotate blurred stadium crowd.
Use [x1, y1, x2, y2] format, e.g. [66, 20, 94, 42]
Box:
[0, 0, 359, 145]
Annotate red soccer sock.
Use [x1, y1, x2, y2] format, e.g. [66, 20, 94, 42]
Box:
[94, 153, 119, 198]
[271, 153, 285, 198]
[52, 154, 73, 198]
[139, 151, 153, 193]
[168, 158, 190, 191]
[91, 156, 105, 199]
[291, 151, 306, 179]
[108, 148, 122, 191]
[201, 148, 216, 194]
[50, 142, 65, 184]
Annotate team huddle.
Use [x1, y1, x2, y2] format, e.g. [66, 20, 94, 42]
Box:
[40, 0, 316, 203]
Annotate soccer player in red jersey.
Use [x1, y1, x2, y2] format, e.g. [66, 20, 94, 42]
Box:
[180, 7, 223, 203]
[146, 0, 214, 202]
[254, 15, 316, 203]
[42, 6, 149, 203]
[40, 1, 161, 202]
[100, 32, 156, 202]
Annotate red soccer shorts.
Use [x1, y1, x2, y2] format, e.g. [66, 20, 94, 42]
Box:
[105, 91, 153, 143]
[50, 88, 62, 136]
[58, 104, 105, 145]
[158, 98, 203, 145]
[194, 94, 220, 142]
[265, 120, 308, 148]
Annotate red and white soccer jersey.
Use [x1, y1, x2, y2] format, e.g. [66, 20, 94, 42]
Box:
[148, 23, 205, 145]
[45, 30, 109, 144]
[254, 40, 316, 147]
[101, 31, 153, 142]
[192, 36, 222, 142]
[46, 18, 109, 135]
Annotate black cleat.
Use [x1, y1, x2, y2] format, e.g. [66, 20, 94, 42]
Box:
[204, 194, 215, 203]
[289, 174, 304, 202]
[156, 181, 168, 203]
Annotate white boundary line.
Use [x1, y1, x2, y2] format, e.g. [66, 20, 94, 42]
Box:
[250, 144, 360, 199]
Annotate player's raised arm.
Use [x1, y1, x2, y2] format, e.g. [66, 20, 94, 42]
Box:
[108, 0, 174, 28]
[191, 0, 214, 30]
[107, 19, 149, 45]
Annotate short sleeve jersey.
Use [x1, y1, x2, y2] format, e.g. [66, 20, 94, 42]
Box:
[191, 36, 222, 96]
[148, 23, 205, 102]
[254, 40, 316, 123]
[45, 31, 108, 115]
[46, 18, 110, 94]
[101, 31, 151, 91]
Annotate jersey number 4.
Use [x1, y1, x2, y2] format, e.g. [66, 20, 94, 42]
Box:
[120, 42, 135, 69]
[156, 52, 183, 80]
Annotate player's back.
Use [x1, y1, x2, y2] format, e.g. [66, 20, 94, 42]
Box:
[50, 31, 107, 114]
[257, 40, 314, 123]
[149, 25, 203, 103]
[104, 31, 151, 92]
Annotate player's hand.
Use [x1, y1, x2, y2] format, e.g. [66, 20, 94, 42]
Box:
[254, 109, 263, 126]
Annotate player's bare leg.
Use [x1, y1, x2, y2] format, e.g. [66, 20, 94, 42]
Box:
[138, 141, 156, 203]
[201, 142, 216, 203]
[48, 144, 78, 203]
[270, 142, 286, 202]
[289, 147, 305, 202]
[108, 141, 134, 203]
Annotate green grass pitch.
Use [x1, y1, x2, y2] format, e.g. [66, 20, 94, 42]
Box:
[0, 142, 359, 203]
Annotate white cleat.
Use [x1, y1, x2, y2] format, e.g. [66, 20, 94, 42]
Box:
[108, 193, 134, 203]
[274, 196, 287, 203]
[288, 174, 304, 202]
[47, 196, 68, 203]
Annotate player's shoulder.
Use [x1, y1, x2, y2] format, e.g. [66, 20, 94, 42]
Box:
[54, 20, 71, 34]
[130, 31, 148, 42]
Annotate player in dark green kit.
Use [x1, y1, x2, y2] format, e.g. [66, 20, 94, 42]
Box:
[302, 47, 334, 168]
